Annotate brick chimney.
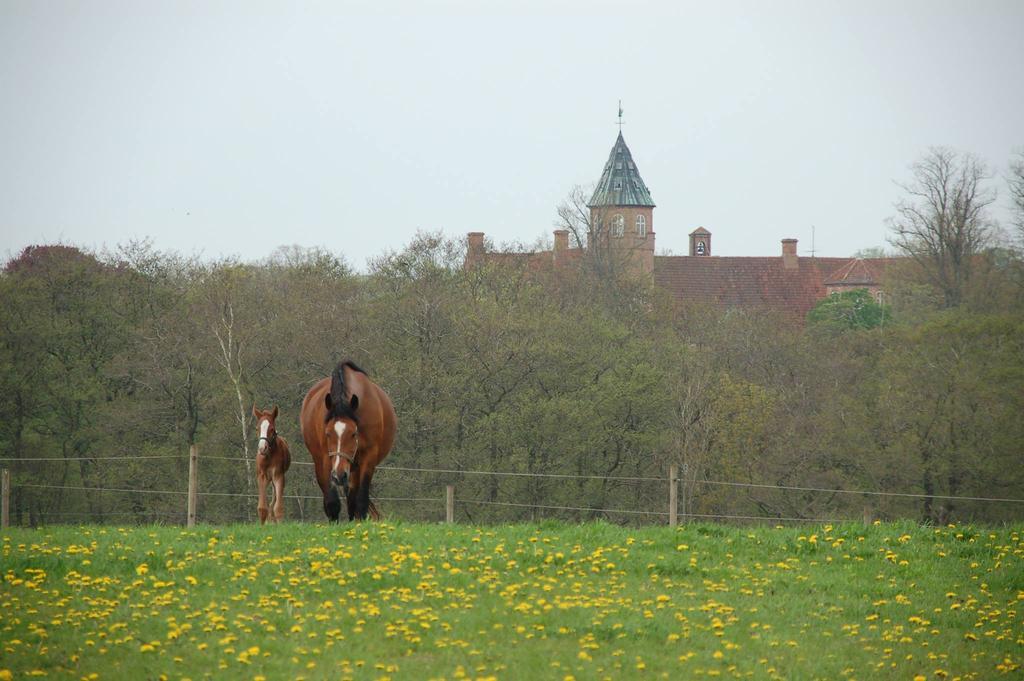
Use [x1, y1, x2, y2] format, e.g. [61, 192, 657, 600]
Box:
[466, 232, 485, 269]
[552, 229, 568, 265]
[781, 238, 798, 270]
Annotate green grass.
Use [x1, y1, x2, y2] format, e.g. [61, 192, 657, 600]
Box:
[1, 521, 1022, 680]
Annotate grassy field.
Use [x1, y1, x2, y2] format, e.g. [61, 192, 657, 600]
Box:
[1, 520, 1021, 680]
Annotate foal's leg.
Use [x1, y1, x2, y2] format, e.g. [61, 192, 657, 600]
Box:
[272, 471, 286, 523]
[256, 468, 269, 525]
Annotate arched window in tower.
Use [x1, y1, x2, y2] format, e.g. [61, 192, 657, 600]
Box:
[611, 214, 624, 237]
[635, 214, 646, 237]
[696, 240, 706, 255]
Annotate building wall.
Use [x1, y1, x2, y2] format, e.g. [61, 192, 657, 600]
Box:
[591, 205, 655, 276]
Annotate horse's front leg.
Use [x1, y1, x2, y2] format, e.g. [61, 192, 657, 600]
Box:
[356, 480, 372, 520]
[349, 469, 375, 521]
[345, 480, 359, 521]
[256, 468, 269, 525]
[272, 472, 286, 523]
[318, 465, 341, 522]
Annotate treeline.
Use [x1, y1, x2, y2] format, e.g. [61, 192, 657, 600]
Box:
[2, 230, 1023, 526]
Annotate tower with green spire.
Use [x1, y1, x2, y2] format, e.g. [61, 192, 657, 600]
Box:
[587, 128, 656, 276]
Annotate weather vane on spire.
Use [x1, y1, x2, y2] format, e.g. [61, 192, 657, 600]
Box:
[617, 100, 624, 131]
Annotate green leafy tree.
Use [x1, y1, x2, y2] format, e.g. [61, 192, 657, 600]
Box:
[807, 289, 888, 330]
[0, 245, 135, 522]
[875, 312, 1024, 523]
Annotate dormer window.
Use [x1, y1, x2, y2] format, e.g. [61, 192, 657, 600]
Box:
[615, 162, 622, 170]
[613, 179, 622, 190]
[635, 214, 646, 237]
[612, 214, 624, 237]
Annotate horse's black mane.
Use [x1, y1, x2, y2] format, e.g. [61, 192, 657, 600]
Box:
[326, 360, 367, 424]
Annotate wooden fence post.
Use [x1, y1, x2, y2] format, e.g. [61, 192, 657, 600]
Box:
[187, 445, 198, 528]
[680, 463, 688, 525]
[445, 484, 454, 524]
[669, 464, 678, 527]
[1, 469, 9, 529]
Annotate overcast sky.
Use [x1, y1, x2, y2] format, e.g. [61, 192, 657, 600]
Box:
[2, 1, 1022, 269]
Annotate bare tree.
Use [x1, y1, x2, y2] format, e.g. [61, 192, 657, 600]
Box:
[555, 185, 595, 250]
[1009, 148, 1024, 247]
[888, 147, 996, 308]
[554, 184, 649, 283]
[194, 262, 267, 518]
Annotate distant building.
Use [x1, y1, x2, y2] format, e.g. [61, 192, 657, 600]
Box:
[467, 131, 891, 320]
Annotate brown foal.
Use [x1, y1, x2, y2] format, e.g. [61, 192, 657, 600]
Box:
[252, 405, 291, 524]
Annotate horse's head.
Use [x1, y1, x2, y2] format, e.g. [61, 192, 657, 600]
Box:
[252, 404, 279, 456]
[324, 392, 360, 492]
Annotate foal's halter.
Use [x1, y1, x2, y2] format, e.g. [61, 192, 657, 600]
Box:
[256, 431, 277, 450]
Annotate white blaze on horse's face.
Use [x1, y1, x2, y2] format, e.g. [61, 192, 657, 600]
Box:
[258, 419, 270, 455]
[332, 421, 346, 476]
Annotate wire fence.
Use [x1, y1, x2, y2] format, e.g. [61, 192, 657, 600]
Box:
[2, 452, 1023, 528]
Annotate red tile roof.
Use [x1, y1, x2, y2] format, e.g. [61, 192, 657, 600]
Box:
[473, 242, 895, 322]
[654, 256, 891, 321]
[823, 258, 888, 287]
[478, 247, 586, 271]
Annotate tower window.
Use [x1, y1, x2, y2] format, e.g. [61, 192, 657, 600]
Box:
[612, 214, 624, 237]
[635, 214, 646, 237]
[696, 240, 706, 255]
[615, 162, 622, 170]
[613, 179, 622, 190]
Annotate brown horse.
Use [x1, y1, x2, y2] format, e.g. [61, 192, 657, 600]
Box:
[300, 361, 397, 522]
[252, 404, 291, 524]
